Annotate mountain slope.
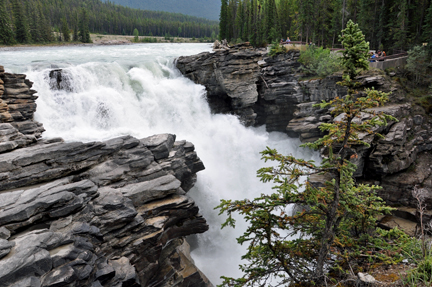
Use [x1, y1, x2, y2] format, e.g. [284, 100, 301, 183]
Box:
[103, 0, 221, 21]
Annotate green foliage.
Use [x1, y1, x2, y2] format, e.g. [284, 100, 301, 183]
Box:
[221, 0, 432, 51]
[72, 12, 79, 42]
[141, 37, 158, 43]
[268, 41, 287, 57]
[102, 0, 221, 21]
[403, 238, 432, 287]
[219, 0, 228, 40]
[216, 21, 402, 286]
[424, 1, 432, 57]
[133, 28, 139, 42]
[12, 0, 30, 43]
[0, 0, 15, 45]
[79, 8, 91, 43]
[217, 77, 396, 286]
[299, 46, 342, 78]
[339, 20, 370, 79]
[61, 18, 70, 42]
[406, 46, 429, 84]
[0, 0, 219, 46]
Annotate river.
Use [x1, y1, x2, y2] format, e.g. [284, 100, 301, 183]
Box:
[1, 43, 318, 284]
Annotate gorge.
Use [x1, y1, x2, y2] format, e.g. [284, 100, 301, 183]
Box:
[1, 42, 431, 286]
[0, 43, 319, 286]
[176, 43, 432, 210]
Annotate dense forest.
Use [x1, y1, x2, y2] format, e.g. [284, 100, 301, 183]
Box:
[220, 0, 432, 53]
[102, 0, 221, 21]
[0, 0, 219, 45]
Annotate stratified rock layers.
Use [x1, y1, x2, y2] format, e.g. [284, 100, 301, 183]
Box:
[0, 66, 212, 287]
[176, 46, 432, 208]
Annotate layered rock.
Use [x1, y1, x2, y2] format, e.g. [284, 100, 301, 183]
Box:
[176, 43, 265, 126]
[176, 44, 347, 132]
[176, 48, 432, 208]
[0, 66, 44, 154]
[0, 66, 212, 287]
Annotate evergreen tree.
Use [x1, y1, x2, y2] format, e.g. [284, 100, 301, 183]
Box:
[72, 11, 79, 42]
[38, 3, 53, 42]
[61, 17, 70, 42]
[27, 0, 42, 43]
[423, 0, 432, 56]
[133, 27, 139, 42]
[265, 0, 276, 42]
[391, 0, 409, 50]
[225, 0, 233, 41]
[12, 0, 30, 43]
[234, 0, 244, 41]
[0, 0, 15, 45]
[217, 21, 395, 285]
[79, 8, 91, 43]
[249, 0, 257, 46]
[219, 0, 228, 40]
[339, 20, 370, 79]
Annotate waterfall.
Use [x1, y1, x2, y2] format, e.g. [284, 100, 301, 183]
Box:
[1, 43, 319, 284]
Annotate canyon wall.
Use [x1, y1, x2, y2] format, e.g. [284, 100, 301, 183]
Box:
[176, 44, 432, 209]
[0, 66, 212, 287]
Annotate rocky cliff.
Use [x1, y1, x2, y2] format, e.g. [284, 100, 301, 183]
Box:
[0, 66, 212, 287]
[176, 44, 432, 210]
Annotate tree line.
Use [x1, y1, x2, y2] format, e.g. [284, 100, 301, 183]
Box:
[219, 0, 432, 53]
[0, 0, 219, 45]
[103, 0, 221, 21]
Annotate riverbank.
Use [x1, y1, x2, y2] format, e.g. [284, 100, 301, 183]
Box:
[0, 34, 213, 51]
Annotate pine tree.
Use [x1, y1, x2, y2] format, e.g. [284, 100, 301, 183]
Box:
[133, 28, 139, 42]
[219, 0, 228, 40]
[38, 3, 53, 42]
[27, 0, 42, 43]
[249, 0, 257, 46]
[234, 0, 244, 41]
[61, 18, 70, 42]
[12, 0, 30, 43]
[217, 21, 396, 285]
[0, 0, 15, 45]
[79, 8, 91, 43]
[423, 0, 432, 56]
[73, 12, 79, 42]
[339, 20, 370, 79]
[265, 0, 276, 42]
[226, 0, 234, 41]
[391, 0, 409, 50]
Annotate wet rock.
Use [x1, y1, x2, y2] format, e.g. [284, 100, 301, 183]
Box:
[176, 43, 264, 126]
[177, 48, 432, 211]
[48, 69, 73, 92]
[0, 69, 210, 286]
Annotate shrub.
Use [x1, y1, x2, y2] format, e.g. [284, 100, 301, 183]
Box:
[268, 41, 287, 57]
[406, 45, 429, 84]
[299, 46, 342, 77]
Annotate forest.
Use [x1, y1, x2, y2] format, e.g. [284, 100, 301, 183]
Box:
[0, 0, 219, 45]
[102, 0, 221, 21]
[220, 0, 432, 53]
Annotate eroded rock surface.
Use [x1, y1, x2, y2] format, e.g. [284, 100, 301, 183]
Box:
[176, 49, 432, 209]
[0, 66, 212, 287]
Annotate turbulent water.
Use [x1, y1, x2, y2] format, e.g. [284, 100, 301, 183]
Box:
[1, 43, 319, 284]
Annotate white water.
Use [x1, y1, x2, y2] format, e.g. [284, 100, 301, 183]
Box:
[1, 43, 319, 284]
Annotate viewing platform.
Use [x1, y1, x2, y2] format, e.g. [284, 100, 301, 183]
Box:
[279, 41, 408, 70]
